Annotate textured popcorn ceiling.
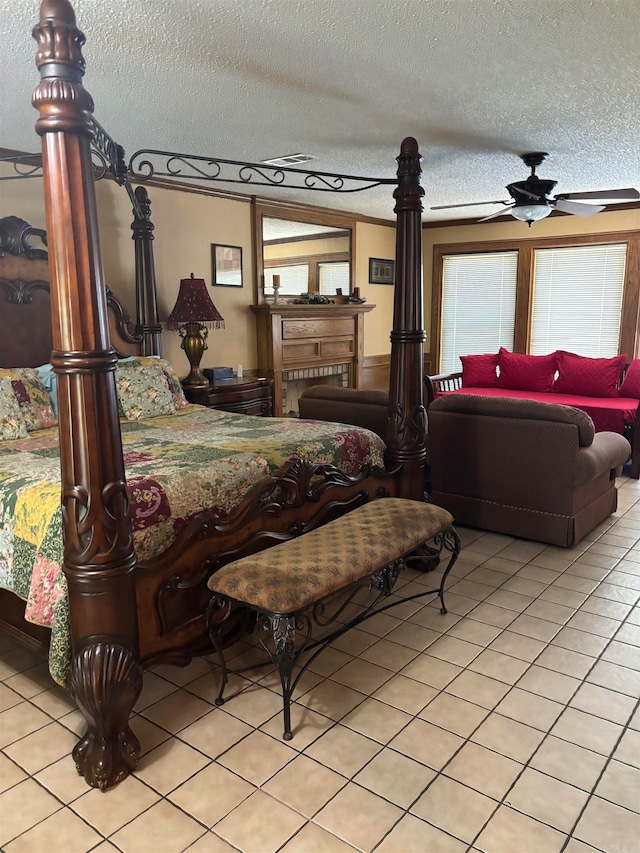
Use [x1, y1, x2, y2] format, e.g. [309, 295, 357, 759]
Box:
[2, 0, 639, 222]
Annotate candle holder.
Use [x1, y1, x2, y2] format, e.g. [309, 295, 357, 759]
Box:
[272, 274, 281, 304]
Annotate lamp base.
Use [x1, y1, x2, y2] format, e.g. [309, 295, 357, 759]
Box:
[180, 322, 210, 389]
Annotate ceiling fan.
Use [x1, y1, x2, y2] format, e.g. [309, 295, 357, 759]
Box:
[431, 152, 639, 226]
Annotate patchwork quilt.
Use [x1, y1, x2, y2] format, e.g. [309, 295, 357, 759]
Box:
[0, 405, 384, 683]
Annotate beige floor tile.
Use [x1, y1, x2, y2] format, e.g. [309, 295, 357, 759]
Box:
[424, 635, 483, 667]
[521, 560, 564, 580]
[551, 707, 623, 755]
[3, 805, 102, 853]
[465, 567, 512, 588]
[587, 659, 640, 696]
[3, 663, 53, 701]
[616, 622, 640, 645]
[0, 778, 61, 847]
[447, 579, 497, 601]
[216, 791, 307, 853]
[488, 630, 546, 661]
[152, 656, 213, 687]
[535, 645, 596, 679]
[495, 687, 564, 732]
[71, 775, 160, 836]
[178, 707, 252, 759]
[522, 599, 576, 624]
[580, 596, 633, 620]
[613, 728, 640, 768]
[595, 759, 640, 812]
[133, 670, 179, 711]
[372, 674, 438, 715]
[499, 541, 547, 563]
[437, 591, 487, 616]
[297, 678, 366, 722]
[530, 735, 607, 791]
[400, 653, 462, 689]
[358, 637, 418, 671]
[592, 582, 639, 604]
[464, 603, 516, 628]
[507, 613, 561, 642]
[185, 832, 238, 853]
[0, 753, 28, 794]
[260, 703, 334, 749]
[444, 741, 523, 801]
[134, 737, 210, 794]
[354, 749, 435, 809]
[341, 697, 412, 744]
[110, 798, 204, 853]
[314, 781, 402, 852]
[608, 570, 640, 589]
[306, 647, 354, 677]
[602, 639, 640, 670]
[264, 754, 346, 817]
[563, 839, 602, 852]
[29, 684, 78, 719]
[141, 688, 213, 733]
[419, 692, 488, 737]
[329, 659, 393, 694]
[502, 576, 549, 598]
[446, 618, 503, 646]
[475, 804, 566, 853]
[570, 682, 638, 725]
[485, 589, 535, 613]
[410, 775, 496, 844]
[481, 556, 522, 576]
[168, 761, 255, 827]
[505, 767, 589, 832]
[389, 718, 464, 770]
[217, 729, 296, 786]
[0, 649, 43, 681]
[305, 725, 381, 778]
[567, 611, 622, 638]
[471, 713, 545, 763]
[554, 573, 600, 594]
[187, 671, 253, 705]
[0, 683, 22, 713]
[550, 626, 609, 656]
[88, 843, 122, 853]
[358, 611, 404, 638]
[540, 585, 588, 609]
[445, 670, 510, 709]
[384, 621, 440, 651]
[574, 795, 640, 852]
[376, 813, 467, 853]
[468, 649, 530, 684]
[34, 756, 93, 804]
[0, 703, 51, 749]
[4, 721, 78, 777]
[218, 683, 284, 727]
[516, 665, 581, 703]
[279, 821, 357, 852]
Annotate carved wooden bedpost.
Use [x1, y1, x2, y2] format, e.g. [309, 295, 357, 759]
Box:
[132, 186, 162, 356]
[32, 0, 142, 788]
[386, 138, 426, 500]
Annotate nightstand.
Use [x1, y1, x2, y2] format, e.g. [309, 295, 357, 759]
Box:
[183, 376, 273, 416]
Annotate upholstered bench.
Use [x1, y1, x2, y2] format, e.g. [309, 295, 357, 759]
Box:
[205, 497, 459, 739]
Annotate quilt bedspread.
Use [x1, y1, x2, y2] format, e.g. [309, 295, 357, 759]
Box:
[0, 405, 385, 684]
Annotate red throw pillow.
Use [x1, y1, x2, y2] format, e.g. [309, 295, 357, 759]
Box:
[498, 347, 556, 393]
[554, 350, 627, 398]
[619, 359, 640, 398]
[460, 353, 499, 387]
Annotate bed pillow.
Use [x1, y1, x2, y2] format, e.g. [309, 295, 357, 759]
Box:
[554, 350, 627, 398]
[116, 360, 178, 420]
[121, 356, 189, 409]
[0, 377, 29, 440]
[498, 348, 557, 393]
[460, 353, 499, 387]
[0, 367, 58, 431]
[619, 359, 640, 399]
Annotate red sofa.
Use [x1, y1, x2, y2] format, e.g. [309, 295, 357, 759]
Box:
[428, 349, 640, 478]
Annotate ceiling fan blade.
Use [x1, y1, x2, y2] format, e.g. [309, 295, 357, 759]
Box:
[558, 188, 639, 202]
[478, 207, 513, 222]
[554, 199, 605, 217]
[430, 200, 509, 210]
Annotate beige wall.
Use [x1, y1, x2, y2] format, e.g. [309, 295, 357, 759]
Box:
[263, 235, 348, 260]
[354, 221, 397, 356]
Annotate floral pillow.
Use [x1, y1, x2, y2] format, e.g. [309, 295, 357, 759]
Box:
[0, 368, 58, 431]
[116, 360, 178, 420]
[0, 377, 29, 440]
[121, 356, 189, 409]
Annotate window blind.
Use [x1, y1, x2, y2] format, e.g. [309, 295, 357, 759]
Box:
[264, 265, 309, 296]
[440, 251, 518, 373]
[530, 244, 627, 357]
[319, 261, 350, 296]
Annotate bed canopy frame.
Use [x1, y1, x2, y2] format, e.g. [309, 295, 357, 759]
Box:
[0, 0, 427, 789]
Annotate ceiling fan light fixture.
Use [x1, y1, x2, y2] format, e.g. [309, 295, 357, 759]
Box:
[510, 203, 552, 226]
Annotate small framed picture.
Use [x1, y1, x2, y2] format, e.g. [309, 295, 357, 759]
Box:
[212, 244, 243, 287]
[369, 257, 395, 285]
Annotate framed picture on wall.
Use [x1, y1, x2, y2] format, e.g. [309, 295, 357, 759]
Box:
[212, 244, 243, 287]
[369, 257, 395, 285]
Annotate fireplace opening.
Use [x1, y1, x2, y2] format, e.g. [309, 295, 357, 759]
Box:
[282, 363, 350, 416]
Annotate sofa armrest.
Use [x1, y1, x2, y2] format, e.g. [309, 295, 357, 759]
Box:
[574, 432, 631, 486]
[298, 385, 389, 440]
[426, 371, 463, 406]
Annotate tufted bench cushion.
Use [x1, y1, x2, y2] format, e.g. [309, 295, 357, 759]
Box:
[208, 498, 454, 614]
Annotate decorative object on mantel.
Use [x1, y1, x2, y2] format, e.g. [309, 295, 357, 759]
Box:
[272, 274, 281, 304]
[347, 296, 367, 304]
[293, 293, 335, 304]
[166, 273, 225, 389]
[369, 258, 395, 285]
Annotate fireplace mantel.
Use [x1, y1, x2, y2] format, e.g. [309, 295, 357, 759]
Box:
[251, 302, 375, 416]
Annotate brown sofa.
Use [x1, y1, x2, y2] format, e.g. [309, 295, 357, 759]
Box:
[428, 394, 631, 547]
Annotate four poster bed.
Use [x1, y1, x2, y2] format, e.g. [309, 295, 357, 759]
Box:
[0, 0, 428, 789]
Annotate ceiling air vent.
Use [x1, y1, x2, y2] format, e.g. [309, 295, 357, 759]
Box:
[262, 153, 316, 167]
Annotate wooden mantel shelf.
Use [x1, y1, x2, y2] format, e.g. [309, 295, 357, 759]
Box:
[251, 302, 375, 416]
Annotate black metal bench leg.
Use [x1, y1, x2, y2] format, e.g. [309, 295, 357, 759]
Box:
[438, 525, 461, 614]
[205, 596, 230, 706]
[269, 615, 297, 740]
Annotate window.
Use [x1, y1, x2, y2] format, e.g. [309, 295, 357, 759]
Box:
[530, 244, 627, 357]
[264, 264, 309, 296]
[319, 261, 350, 296]
[439, 251, 518, 373]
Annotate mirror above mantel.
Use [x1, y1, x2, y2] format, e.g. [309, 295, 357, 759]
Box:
[254, 202, 356, 305]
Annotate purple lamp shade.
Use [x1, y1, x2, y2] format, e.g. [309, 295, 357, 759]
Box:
[166, 274, 225, 329]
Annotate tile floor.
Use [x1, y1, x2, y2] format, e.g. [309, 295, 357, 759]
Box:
[1, 476, 639, 852]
